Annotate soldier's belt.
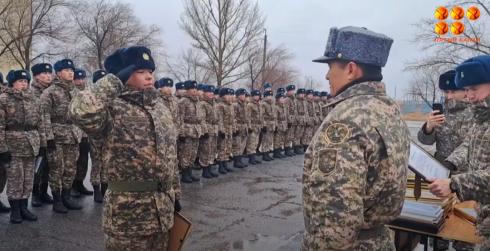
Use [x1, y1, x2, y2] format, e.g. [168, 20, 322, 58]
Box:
[108, 181, 172, 192]
[5, 125, 38, 131]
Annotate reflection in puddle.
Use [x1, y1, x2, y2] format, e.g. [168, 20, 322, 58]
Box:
[234, 233, 300, 251]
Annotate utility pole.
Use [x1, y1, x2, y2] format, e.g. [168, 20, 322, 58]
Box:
[394, 85, 397, 100]
[261, 29, 267, 88]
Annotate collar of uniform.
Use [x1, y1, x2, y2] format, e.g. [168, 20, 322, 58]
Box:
[327, 81, 386, 107]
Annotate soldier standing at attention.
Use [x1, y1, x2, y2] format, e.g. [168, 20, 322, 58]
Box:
[313, 91, 322, 131]
[0, 71, 6, 212]
[178, 81, 202, 183]
[319, 91, 328, 119]
[30, 63, 55, 207]
[232, 89, 248, 168]
[197, 84, 203, 99]
[246, 90, 263, 165]
[302, 26, 410, 251]
[0, 70, 45, 223]
[284, 85, 297, 156]
[72, 68, 93, 197]
[69, 46, 181, 250]
[41, 59, 83, 213]
[214, 88, 220, 101]
[175, 82, 186, 99]
[304, 90, 315, 151]
[216, 88, 235, 174]
[294, 88, 307, 154]
[273, 92, 288, 158]
[198, 85, 219, 178]
[260, 90, 275, 161]
[428, 55, 490, 250]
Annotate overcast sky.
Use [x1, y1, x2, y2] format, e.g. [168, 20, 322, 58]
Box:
[124, 0, 449, 100]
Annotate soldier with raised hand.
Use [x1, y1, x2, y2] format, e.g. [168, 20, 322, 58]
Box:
[427, 55, 490, 250]
[69, 46, 181, 250]
[178, 80, 202, 183]
[246, 90, 263, 165]
[283, 85, 296, 157]
[216, 88, 235, 174]
[294, 88, 307, 154]
[273, 92, 288, 158]
[259, 90, 275, 161]
[302, 26, 410, 251]
[41, 59, 83, 213]
[0, 70, 45, 223]
[232, 89, 249, 168]
[198, 85, 219, 178]
[30, 63, 55, 207]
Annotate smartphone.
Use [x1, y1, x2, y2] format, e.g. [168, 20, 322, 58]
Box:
[432, 103, 444, 115]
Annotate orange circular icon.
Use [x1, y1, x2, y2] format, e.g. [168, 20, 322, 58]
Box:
[435, 7, 449, 20]
[451, 22, 465, 35]
[451, 7, 465, 20]
[435, 22, 449, 35]
[467, 6, 480, 20]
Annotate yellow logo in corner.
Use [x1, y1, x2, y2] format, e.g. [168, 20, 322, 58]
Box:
[143, 53, 149, 60]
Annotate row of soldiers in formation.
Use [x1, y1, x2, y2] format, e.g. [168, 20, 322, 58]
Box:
[159, 79, 333, 183]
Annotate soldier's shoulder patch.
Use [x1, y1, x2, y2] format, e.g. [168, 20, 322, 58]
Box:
[315, 148, 338, 175]
[324, 123, 350, 144]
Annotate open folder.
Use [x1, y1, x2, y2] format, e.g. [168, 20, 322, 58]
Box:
[168, 212, 192, 251]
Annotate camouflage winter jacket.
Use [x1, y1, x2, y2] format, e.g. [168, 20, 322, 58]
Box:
[178, 93, 202, 138]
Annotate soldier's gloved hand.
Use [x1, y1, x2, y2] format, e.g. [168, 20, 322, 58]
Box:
[218, 132, 226, 139]
[47, 140, 57, 151]
[202, 133, 209, 139]
[287, 123, 292, 129]
[174, 200, 182, 212]
[178, 136, 186, 143]
[38, 147, 46, 157]
[0, 152, 12, 163]
[248, 128, 253, 133]
[233, 131, 239, 136]
[261, 127, 267, 133]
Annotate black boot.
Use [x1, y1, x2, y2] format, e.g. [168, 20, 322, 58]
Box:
[254, 154, 262, 164]
[20, 199, 37, 221]
[294, 146, 304, 155]
[93, 184, 103, 203]
[8, 200, 21, 224]
[208, 165, 219, 177]
[101, 183, 108, 197]
[181, 168, 193, 183]
[70, 182, 81, 198]
[31, 183, 42, 207]
[262, 152, 271, 161]
[285, 147, 295, 157]
[273, 149, 282, 159]
[269, 151, 276, 160]
[188, 168, 200, 181]
[240, 156, 248, 167]
[40, 183, 53, 204]
[218, 161, 227, 174]
[76, 180, 93, 196]
[248, 154, 257, 165]
[52, 190, 68, 214]
[201, 167, 212, 178]
[233, 156, 245, 168]
[0, 200, 10, 213]
[223, 161, 234, 172]
[279, 148, 287, 158]
[62, 188, 82, 210]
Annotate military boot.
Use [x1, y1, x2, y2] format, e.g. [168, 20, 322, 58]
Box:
[254, 154, 262, 164]
[262, 152, 271, 161]
[208, 165, 219, 177]
[20, 199, 37, 221]
[8, 200, 22, 224]
[285, 147, 295, 157]
[201, 167, 212, 178]
[101, 183, 108, 197]
[233, 156, 245, 168]
[40, 183, 53, 204]
[181, 168, 193, 183]
[52, 190, 68, 214]
[218, 162, 227, 174]
[93, 184, 103, 204]
[0, 200, 10, 213]
[188, 168, 200, 182]
[223, 161, 234, 172]
[240, 156, 248, 167]
[76, 180, 93, 196]
[62, 188, 82, 210]
[279, 148, 287, 158]
[70, 182, 81, 198]
[31, 183, 42, 207]
[294, 146, 304, 155]
[248, 154, 258, 165]
[273, 149, 282, 159]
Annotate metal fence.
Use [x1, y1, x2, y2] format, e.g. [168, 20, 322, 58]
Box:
[400, 97, 445, 114]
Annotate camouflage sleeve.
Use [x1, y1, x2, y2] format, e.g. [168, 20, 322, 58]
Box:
[259, 102, 266, 127]
[233, 103, 238, 132]
[452, 169, 490, 203]
[0, 96, 7, 153]
[177, 100, 186, 136]
[40, 91, 55, 141]
[217, 105, 224, 134]
[198, 102, 207, 134]
[173, 155, 181, 200]
[69, 74, 123, 138]
[246, 103, 251, 129]
[37, 107, 47, 147]
[445, 136, 469, 172]
[416, 122, 436, 145]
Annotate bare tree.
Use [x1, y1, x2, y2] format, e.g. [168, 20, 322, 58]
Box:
[404, 0, 490, 73]
[179, 0, 266, 87]
[296, 75, 322, 90]
[162, 47, 214, 83]
[0, 0, 69, 70]
[407, 68, 446, 106]
[68, 0, 164, 70]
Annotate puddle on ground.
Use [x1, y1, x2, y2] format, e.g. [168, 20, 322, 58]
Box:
[231, 233, 300, 251]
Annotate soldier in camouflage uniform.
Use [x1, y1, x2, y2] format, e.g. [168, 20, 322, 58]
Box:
[246, 90, 263, 165]
[69, 46, 181, 251]
[0, 73, 9, 213]
[72, 68, 93, 197]
[302, 26, 410, 251]
[41, 59, 83, 213]
[284, 85, 297, 156]
[214, 88, 220, 100]
[428, 55, 490, 251]
[294, 88, 307, 154]
[197, 84, 203, 99]
[198, 85, 219, 178]
[178, 81, 202, 183]
[303, 90, 315, 150]
[175, 82, 185, 99]
[319, 91, 329, 119]
[232, 89, 248, 168]
[216, 88, 235, 173]
[0, 70, 45, 223]
[273, 92, 288, 158]
[313, 91, 323, 131]
[30, 63, 55, 207]
[260, 90, 275, 161]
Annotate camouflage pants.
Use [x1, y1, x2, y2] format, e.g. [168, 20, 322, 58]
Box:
[90, 147, 107, 185]
[294, 125, 305, 146]
[76, 142, 90, 181]
[198, 136, 217, 167]
[178, 138, 199, 168]
[262, 131, 274, 152]
[285, 126, 295, 148]
[274, 131, 286, 150]
[105, 232, 169, 251]
[232, 131, 247, 156]
[217, 135, 232, 161]
[246, 131, 260, 155]
[48, 143, 80, 190]
[303, 126, 315, 145]
[0, 164, 6, 193]
[4, 156, 35, 200]
[33, 156, 50, 185]
[429, 238, 474, 250]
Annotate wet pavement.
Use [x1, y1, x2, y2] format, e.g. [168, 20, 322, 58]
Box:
[0, 121, 443, 251]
